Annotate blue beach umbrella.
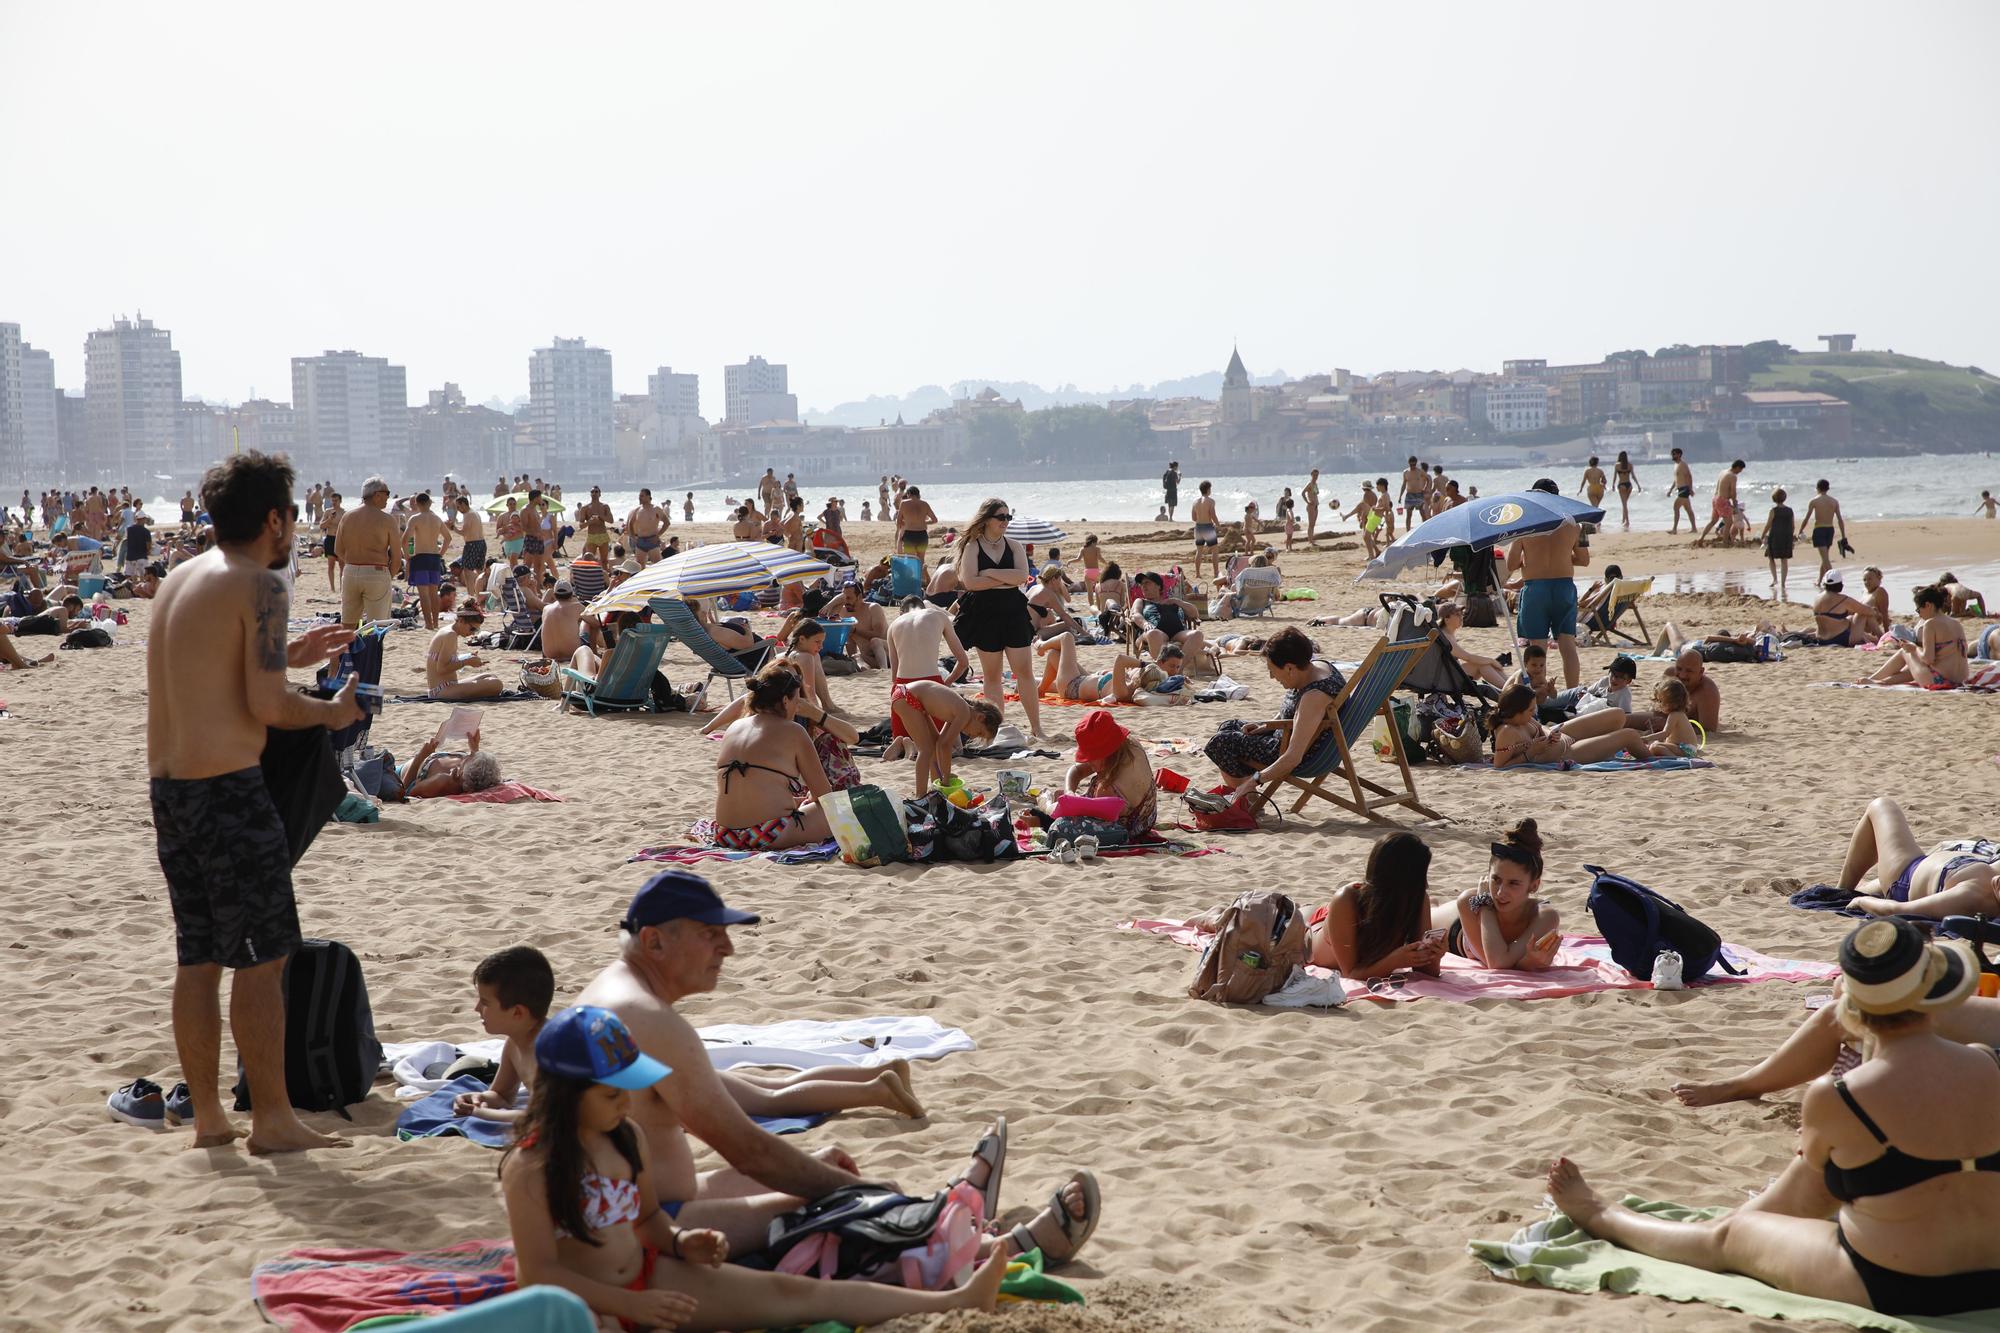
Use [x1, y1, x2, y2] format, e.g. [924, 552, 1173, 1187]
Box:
[1356, 491, 1604, 583]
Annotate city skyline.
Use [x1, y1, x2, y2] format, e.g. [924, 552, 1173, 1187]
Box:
[3, 2, 1996, 412]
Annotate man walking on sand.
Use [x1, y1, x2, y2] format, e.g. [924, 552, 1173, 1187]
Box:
[404, 492, 449, 629]
[335, 477, 398, 627]
[1668, 447, 1697, 535]
[147, 452, 363, 1154]
[1802, 479, 1849, 586]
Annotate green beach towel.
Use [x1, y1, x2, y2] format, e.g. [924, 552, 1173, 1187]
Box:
[785, 1249, 1084, 1333]
[1470, 1198, 2000, 1333]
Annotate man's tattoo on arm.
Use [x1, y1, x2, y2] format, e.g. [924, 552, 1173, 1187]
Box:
[255, 574, 289, 672]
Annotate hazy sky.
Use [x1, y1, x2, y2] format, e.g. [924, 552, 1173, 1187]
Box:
[4, 1, 1996, 411]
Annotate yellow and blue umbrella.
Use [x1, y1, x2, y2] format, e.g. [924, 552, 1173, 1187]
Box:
[485, 491, 568, 515]
[586, 540, 829, 616]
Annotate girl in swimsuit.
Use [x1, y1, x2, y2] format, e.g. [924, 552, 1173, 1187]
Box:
[1304, 830, 1445, 982]
[1449, 818, 1561, 968]
[1037, 709, 1159, 836]
[1638, 677, 1704, 759]
[503, 1006, 1007, 1331]
[710, 665, 835, 851]
[1490, 681, 1647, 769]
[1860, 584, 1970, 688]
[1836, 796, 2000, 919]
[888, 678, 1001, 797]
[1033, 630, 1149, 705]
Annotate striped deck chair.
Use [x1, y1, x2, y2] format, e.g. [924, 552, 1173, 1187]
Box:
[559, 623, 670, 716]
[647, 597, 772, 701]
[1254, 633, 1441, 824]
[1583, 577, 1653, 647]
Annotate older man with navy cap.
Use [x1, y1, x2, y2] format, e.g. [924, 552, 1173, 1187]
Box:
[576, 869, 1104, 1266]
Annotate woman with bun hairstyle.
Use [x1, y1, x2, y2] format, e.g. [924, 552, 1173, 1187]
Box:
[1304, 831, 1445, 981]
[709, 664, 835, 851]
[1449, 819, 1562, 969]
[1549, 918, 2000, 1317]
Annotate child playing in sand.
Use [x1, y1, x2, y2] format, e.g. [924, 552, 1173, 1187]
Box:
[888, 679, 1002, 796]
[454, 946, 555, 1124]
[1639, 678, 1702, 758]
[501, 1006, 1006, 1331]
[1449, 818, 1562, 969]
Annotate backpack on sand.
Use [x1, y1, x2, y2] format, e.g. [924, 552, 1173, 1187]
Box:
[1584, 865, 1744, 983]
[1187, 891, 1307, 1005]
[821, 785, 912, 867]
[233, 938, 383, 1118]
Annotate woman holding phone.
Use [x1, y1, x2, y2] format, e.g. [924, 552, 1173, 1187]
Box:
[1304, 831, 1446, 982]
[1449, 818, 1562, 968]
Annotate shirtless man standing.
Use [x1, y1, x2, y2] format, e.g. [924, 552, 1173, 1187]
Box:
[522, 491, 558, 582]
[896, 486, 938, 560]
[147, 452, 362, 1154]
[1301, 468, 1321, 545]
[1399, 456, 1427, 529]
[335, 478, 398, 627]
[318, 491, 344, 591]
[1189, 481, 1221, 579]
[450, 496, 488, 596]
[885, 595, 970, 691]
[1696, 459, 1745, 548]
[627, 488, 668, 565]
[1510, 479, 1591, 688]
[404, 493, 450, 629]
[1801, 479, 1848, 587]
[1668, 447, 1697, 535]
[426, 603, 504, 699]
[758, 468, 783, 515]
[576, 486, 615, 569]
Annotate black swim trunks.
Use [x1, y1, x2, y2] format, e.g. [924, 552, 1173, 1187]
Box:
[151, 767, 300, 969]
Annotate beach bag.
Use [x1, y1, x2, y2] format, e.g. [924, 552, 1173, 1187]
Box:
[762, 1184, 978, 1287]
[519, 660, 561, 698]
[1584, 865, 1743, 983]
[1047, 815, 1130, 848]
[60, 626, 112, 649]
[1463, 593, 1504, 629]
[1187, 891, 1307, 1005]
[1190, 784, 1259, 832]
[822, 785, 912, 867]
[914, 791, 1018, 863]
[232, 938, 383, 1118]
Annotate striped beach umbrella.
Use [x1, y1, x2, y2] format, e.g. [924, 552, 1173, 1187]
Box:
[1005, 515, 1067, 544]
[586, 540, 829, 616]
[484, 491, 568, 514]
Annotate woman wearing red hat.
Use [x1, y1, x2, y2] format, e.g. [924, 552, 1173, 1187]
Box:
[1044, 709, 1157, 836]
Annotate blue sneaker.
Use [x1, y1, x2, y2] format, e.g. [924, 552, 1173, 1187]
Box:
[107, 1077, 168, 1130]
[164, 1082, 194, 1126]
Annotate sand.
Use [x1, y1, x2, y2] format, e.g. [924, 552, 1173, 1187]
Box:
[3, 514, 1998, 1331]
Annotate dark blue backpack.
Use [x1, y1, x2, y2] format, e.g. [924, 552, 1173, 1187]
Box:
[1584, 865, 1744, 982]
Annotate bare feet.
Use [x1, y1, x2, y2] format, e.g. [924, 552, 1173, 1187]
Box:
[189, 1121, 246, 1149]
[1547, 1157, 1610, 1232]
[1671, 1077, 1752, 1107]
[878, 1068, 926, 1119]
[247, 1117, 352, 1155]
[956, 1248, 1008, 1312]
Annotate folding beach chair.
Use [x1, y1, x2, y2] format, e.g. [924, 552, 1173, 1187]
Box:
[566, 557, 608, 605]
[1232, 579, 1278, 618]
[314, 624, 390, 761]
[1583, 577, 1653, 647]
[648, 596, 773, 700]
[1253, 633, 1441, 824]
[498, 576, 542, 652]
[559, 622, 670, 716]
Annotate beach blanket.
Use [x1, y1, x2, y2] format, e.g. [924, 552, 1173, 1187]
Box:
[636, 835, 844, 865]
[252, 1239, 517, 1333]
[1819, 664, 2000, 694]
[1470, 1198, 2000, 1331]
[1121, 921, 1835, 1002]
[445, 781, 564, 804]
[393, 1073, 825, 1145]
[388, 690, 545, 704]
[1472, 756, 1714, 773]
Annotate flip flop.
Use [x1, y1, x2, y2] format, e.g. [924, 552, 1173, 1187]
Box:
[1009, 1168, 1100, 1268]
[949, 1116, 1007, 1224]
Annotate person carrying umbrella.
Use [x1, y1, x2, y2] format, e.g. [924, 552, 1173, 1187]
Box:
[1507, 479, 1592, 688]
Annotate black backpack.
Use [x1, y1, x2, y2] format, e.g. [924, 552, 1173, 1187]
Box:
[1584, 865, 1744, 983]
[233, 938, 384, 1118]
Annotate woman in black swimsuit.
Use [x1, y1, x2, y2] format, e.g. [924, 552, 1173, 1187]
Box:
[1613, 450, 1639, 529]
[1547, 918, 2000, 1317]
[953, 497, 1043, 738]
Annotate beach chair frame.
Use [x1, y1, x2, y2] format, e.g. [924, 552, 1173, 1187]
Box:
[1254, 634, 1441, 825]
[648, 596, 774, 700]
[1583, 577, 1653, 647]
[559, 622, 670, 716]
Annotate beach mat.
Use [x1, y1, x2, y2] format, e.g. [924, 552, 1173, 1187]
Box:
[394, 1075, 826, 1146]
[1470, 1198, 2000, 1331]
[388, 690, 545, 704]
[1471, 756, 1713, 773]
[1121, 921, 1835, 1002]
[445, 781, 564, 804]
[252, 1239, 516, 1333]
[1818, 664, 2000, 694]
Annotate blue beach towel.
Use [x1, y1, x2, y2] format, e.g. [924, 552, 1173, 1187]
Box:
[1480, 756, 1714, 773]
[396, 1075, 827, 1148]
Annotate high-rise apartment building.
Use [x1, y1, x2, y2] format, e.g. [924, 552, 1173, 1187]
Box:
[648, 366, 700, 418]
[0, 323, 60, 484]
[528, 337, 615, 483]
[411, 383, 515, 481]
[85, 316, 183, 482]
[228, 399, 298, 466]
[724, 355, 797, 425]
[291, 350, 410, 481]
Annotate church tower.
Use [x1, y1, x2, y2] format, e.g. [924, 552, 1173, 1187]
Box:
[1220, 345, 1256, 428]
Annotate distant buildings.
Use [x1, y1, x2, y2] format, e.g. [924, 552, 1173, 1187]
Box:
[1719, 390, 1853, 444]
[0, 323, 60, 484]
[528, 336, 615, 484]
[292, 350, 409, 479]
[411, 383, 513, 483]
[724, 355, 797, 425]
[1470, 382, 1549, 434]
[86, 316, 183, 481]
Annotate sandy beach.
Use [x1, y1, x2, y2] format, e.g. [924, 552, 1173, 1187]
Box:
[4, 514, 1999, 1332]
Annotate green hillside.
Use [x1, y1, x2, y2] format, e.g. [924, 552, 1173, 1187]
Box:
[1750, 349, 2000, 449]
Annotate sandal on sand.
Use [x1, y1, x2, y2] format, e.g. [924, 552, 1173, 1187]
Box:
[950, 1116, 1007, 1223]
[1009, 1168, 1100, 1267]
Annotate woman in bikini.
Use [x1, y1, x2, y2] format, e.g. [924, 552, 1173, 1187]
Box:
[710, 665, 834, 851]
[1860, 584, 1970, 688]
[1033, 631, 1147, 705]
[1552, 918, 2000, 1319]
[1612, 450, 1639, 529]
[1835, 795, 2000, 920]
[1490, 681, 1647, 769]
[1449, 818, 1561, 969]
[1304, 830, 1446, 982]
[708, 623, 863, 791]
[888, 678, 1001, 797]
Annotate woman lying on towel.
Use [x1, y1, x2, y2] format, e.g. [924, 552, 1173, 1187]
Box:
[1304, 831, 1446, 982]
[1833, 796, 2000, 919]
[1448, 818, 1561, 969]
[1032, 631, 1154, 705]
[1490, 683, 1647, 769]
[1204, 627, 1344, 794]
[711, 665, 836, 851]
[1555, 919, 2000, 1318]
[1858, 584, 1970, 688]
[395, 722, 505, 799]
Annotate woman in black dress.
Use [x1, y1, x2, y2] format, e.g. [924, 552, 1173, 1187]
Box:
[952, 497, 1044, 738]
[1761, 485, 1797, 601]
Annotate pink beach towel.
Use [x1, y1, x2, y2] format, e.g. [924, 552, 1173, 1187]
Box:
[251, 1239, 516, 1333]
[1120, 920, 1836, 1003]
[446, 781, 564, 804]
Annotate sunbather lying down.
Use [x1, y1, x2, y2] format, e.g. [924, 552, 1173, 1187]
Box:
[1834, 796, 2000, 920]
[395, 720, 505, 799]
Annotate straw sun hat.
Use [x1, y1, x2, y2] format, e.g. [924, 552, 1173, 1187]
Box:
[1839, 918, 1978, 1015]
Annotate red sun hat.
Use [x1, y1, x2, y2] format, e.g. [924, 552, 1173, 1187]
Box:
[1073, 709, 1129, 765]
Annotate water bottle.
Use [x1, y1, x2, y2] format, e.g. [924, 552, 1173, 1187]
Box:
[1651, 949, 1685, 990]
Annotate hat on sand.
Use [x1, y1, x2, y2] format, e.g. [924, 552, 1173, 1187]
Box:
[1840, 919, 1976, 1015]
[1074, 709, 1129, 765]
[620, 869, 760, 933]
[534, 1006, 672, 1090]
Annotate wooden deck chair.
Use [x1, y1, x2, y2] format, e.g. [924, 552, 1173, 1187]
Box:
[648, 597, 772, 700]
[559, 622, 670, 716]
[1255, 634, 1441, 824]
[1582, 577, 1653, 647]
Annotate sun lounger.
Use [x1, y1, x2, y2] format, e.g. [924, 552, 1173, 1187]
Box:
[647, 596, 772, 700]
[558, 622, 669, 716]
[1582, 577, 1652, 647]
[1254, 634, 1439, 823]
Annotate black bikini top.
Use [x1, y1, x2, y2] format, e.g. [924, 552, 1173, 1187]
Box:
[1823, 1056, 2000, 1202]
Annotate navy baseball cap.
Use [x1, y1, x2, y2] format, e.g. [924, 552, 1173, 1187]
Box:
[620, 869, 760, 933]
[534, 1005, 672, 1090]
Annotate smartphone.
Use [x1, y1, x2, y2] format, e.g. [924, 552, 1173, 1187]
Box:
[440, 706, 482, 744]
[1423, 927, 1448, 949]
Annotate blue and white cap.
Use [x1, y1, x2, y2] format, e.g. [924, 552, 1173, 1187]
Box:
[534, 1005, 673, 1090]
